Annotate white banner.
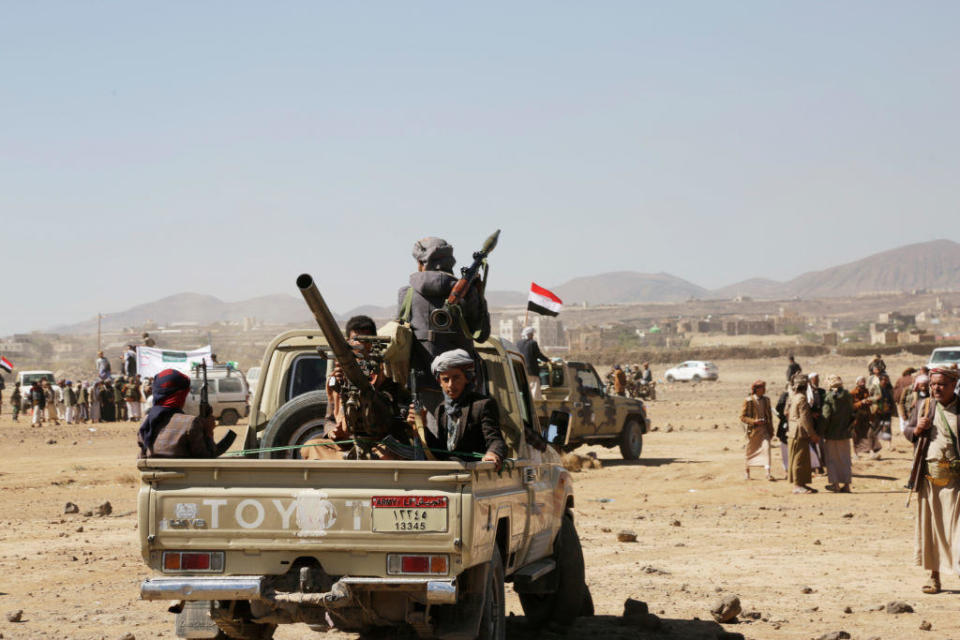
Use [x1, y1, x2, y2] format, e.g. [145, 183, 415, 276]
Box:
[136, 346, 213, 379]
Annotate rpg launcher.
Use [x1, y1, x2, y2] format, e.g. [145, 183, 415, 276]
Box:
[429, 229, 500, 334]
[296, 273, 393, 449]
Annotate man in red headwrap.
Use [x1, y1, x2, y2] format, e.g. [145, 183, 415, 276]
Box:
[137, 369, 217, 458]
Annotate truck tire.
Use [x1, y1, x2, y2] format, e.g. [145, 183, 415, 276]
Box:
[478, 547, 506, 640]
[259, 391, 328, 459]
[665, 374, 675, 383]
[219, 409, 240, 426]
[517, 514, 586, 627]
[618, 418, 643, 460]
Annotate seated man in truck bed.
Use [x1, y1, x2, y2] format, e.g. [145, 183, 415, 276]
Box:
[137, 369, 217, 458]
[408, 349, 506, 469]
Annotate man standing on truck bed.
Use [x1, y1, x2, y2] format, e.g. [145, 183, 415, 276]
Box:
[398, 237, 490, 425]
[407, 348, 506, 469]
[517, 326, 549, 399]
[137, 369, 217, 458]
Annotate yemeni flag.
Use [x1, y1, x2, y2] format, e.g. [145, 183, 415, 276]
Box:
[0, 356, 12, 374]
[527, 283, 563, 317]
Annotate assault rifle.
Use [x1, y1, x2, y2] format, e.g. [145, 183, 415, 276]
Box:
[199, 361, 236, 456]
[429, 229, 500, 333]
[296, 273, 393, 448]
[905, 398, 933, 507]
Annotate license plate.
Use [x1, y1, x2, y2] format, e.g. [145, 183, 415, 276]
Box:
[371, 496, 448, 533]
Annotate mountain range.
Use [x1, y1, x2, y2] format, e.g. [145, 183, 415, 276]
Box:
[48, 239, 960, 334]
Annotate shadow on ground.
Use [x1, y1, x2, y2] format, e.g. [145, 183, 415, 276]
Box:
[602, 457, 703, 468]
[506, 614, 735, 639]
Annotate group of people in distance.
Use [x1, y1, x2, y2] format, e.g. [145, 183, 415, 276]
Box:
[741, 355, 937, 494]
[139, 236, 509, 469]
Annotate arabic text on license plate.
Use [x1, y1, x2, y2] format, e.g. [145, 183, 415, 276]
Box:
[371, 496, 448, 532]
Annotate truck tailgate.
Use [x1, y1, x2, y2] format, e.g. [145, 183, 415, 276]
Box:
[139, 459, 470, 570]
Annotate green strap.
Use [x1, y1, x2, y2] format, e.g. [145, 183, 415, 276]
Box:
[934, 404, 960, 457]
[399, 287, 414, 323]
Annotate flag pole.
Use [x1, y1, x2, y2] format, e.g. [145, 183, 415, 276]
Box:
[97, 313, 102, 352]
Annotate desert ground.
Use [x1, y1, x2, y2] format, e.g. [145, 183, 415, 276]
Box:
[0, 353, 955, 640]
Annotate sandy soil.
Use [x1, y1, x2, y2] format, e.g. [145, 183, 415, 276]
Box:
[0, 353, 954, 640]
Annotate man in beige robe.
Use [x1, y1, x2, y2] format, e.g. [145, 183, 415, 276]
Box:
[740, 380, 773, 481]
[787, 373, 820, 494]
[904, 366, 960, 594]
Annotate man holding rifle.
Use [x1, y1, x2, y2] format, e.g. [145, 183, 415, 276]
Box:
[903, 365, 960, 595]
[137, 369, 217, 458]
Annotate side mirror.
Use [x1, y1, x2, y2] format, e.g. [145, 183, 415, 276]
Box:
[544, 411, 569, 446]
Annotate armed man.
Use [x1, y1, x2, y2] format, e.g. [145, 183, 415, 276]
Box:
[398, 236, 493, 424]
[138, 369, 218, 458]
[903, 365, 960, 595]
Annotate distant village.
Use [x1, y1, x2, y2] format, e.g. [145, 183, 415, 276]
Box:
[4, 288, 960, 379]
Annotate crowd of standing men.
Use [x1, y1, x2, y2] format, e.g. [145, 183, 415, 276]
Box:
[5, 334, 159, 425]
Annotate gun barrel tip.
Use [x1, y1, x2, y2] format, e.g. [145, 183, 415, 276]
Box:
[296, 274, 314, 289]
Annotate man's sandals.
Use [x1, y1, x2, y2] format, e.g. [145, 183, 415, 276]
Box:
[922, 575, 941, 595]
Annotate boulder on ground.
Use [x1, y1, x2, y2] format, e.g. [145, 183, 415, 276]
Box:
[710, 595, 741, 623]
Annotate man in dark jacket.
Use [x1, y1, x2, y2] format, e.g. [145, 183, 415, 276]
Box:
[516, 326, 549, 399]
[398, 237, 490, 422]
[786, 355, 802, 383]
[138, 369, 217, 458]
[30, 381, 45, 425]
[408, 349, 506, 469]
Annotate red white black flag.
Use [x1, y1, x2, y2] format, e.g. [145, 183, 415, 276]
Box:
[527, 283, 563, 317]
[0, 356, 13, 374]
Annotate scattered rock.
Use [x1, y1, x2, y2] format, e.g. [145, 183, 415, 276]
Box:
[63, 502, 79, 514]
[665, 425, 674, 433]
[76, 526, 84, 533]
[621, 599, 661, 629]
[617, 531, 637, 543]
[82, 510, 93, 517]
[650, 426, 659, 432]
[842, 512, 854, 518]
[713, 424, 719, 429]
[813, 539, 822, 545]
[623, 599, 648, 617]
[710, 595, 741, 623]
[742, 610, 761, 620]
[95, 501, 113, 517]
[5, 610, 23, 623]
[843, 606, 853, 614]
[816, 632, 850, 640]
[641, 565, 669, 575]
[696, 414, 704, 419]
[561, 453, 602, 472]
[801, 586, 814, 594]
[919, 620, 932, 631]
[118, 634, 136, 640]
[46, 438, 56, 445]
[670, 519, 681, 527]
[886, 600, 914, 614]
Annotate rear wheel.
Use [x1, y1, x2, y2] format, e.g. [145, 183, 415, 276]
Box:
[259, 391, 328, 459]
[665, 374, 675, 383]
[691, 374, 701, 383]
[518, 515, 587, 627]
[219, 409, 240, 426]
[478, 547, 506, 640]
[618, 419, 643, 460]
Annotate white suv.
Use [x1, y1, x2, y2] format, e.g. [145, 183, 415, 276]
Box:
[182, 367, 250, 426]
[928, 347, 960, 369]
[664, 360, 719, 383]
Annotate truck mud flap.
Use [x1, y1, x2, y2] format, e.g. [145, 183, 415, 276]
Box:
[175, 601, 220, 639]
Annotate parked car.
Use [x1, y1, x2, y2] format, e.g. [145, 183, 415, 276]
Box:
[927, 346, 960, 369]
[16, 371, 60, 409]
[181, 365, 250, 425]
[664, 360, 719, 383]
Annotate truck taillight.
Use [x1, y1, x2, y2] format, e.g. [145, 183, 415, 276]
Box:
[162, 551, 224, 573]
[387, 554, 448, 576]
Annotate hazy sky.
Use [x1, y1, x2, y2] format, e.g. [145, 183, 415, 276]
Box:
[3, 2, 958, 336]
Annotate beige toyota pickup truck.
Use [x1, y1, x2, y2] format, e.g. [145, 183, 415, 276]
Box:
[138, 327, 590, 639]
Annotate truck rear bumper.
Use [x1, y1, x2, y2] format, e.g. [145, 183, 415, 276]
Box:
[141, 575, 457, 605]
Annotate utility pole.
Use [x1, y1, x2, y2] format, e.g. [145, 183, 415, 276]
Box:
[97, 313, 103, 352]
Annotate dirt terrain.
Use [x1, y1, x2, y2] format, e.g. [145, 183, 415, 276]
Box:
[0, 354, 954, 639]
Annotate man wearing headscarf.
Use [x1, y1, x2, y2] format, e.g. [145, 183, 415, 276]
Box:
[787, 373, 820, 494]
[869, 372, 896, 451]
[517, 326, 549, 399]
[407, 349, 506, 469]
[899, 374, 930, 433]
[903, 365, 960, 595]
[807, 373, 826, 474]
[740, 380, 773, 481]
[610, 365, 627, 396]
[138, 369, 217, 458]
[822, 375, 854, 492]
[851, 376, 878, 458]
[398, 237, 491, 427]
